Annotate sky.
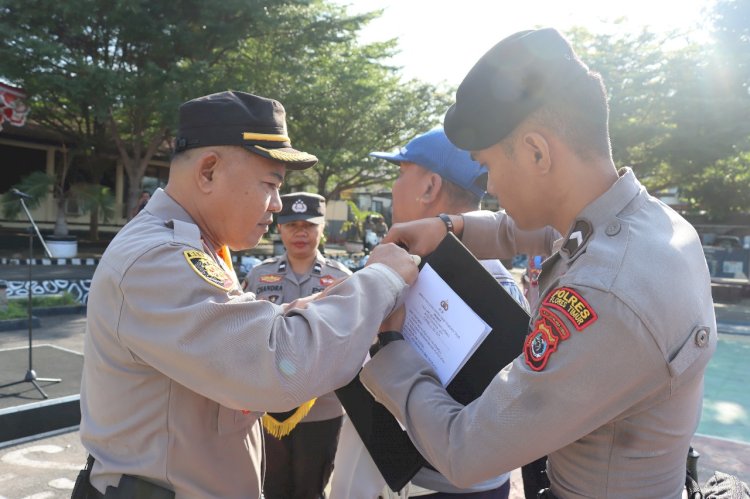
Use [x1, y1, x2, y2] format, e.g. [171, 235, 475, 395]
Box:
[336, 0, 716, 87]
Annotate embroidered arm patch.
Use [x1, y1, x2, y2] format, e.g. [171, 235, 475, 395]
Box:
[524, 319, 561, 371]
[184, 250, 234, 291]
[542, 286, 598, 331]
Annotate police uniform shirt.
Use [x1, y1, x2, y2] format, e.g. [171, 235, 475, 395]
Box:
[360, 168, 716, 498]
[245, 251, 352, 421]
[80, 188, 407, 498]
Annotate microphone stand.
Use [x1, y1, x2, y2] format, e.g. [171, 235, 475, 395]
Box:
[0, 194, 61, 399]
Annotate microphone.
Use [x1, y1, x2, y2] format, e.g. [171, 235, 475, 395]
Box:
[11, 188, 33, 199]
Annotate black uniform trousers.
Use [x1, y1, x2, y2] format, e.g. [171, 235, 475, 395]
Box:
[263, 416, 343, 499]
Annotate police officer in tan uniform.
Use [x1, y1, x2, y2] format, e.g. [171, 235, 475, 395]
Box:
[75, 91, 418, 498]
[363, 29, 716, 498]
[244, 192, 351, 499]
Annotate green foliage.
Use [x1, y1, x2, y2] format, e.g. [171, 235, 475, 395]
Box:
[685, 152, 750, 218]
[1, 171, 55, 218]
[567, 22, 750, 217]
[0, 0, 308, 215]
[341, 200, 380, 241]
[216, 0, 452, 198]
[0, 292, 79, 320]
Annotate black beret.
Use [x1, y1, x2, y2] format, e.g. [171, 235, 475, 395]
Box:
[278, 192, 326, 225]
[444, 28, 589, 151]
[174, 91, 317, 170]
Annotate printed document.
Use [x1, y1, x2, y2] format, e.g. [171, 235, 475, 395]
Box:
[403, 263, 492, 385]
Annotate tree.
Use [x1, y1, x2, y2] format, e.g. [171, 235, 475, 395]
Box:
[0, 0, 309, 217]
[217, 1, 452, 198]
[567, 25, 750, 216]
[566, 27, 681, 188]
[685, 152, 750, 219]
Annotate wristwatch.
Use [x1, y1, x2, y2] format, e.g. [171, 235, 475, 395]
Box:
[437, 213, 454, 234]
[369, 331, 405, 356]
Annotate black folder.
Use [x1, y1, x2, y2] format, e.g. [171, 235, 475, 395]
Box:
[335, 233, 531, 491]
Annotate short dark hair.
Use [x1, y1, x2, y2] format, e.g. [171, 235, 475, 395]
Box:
[442, 172, 487, 210]
[528, 70, 612, 161]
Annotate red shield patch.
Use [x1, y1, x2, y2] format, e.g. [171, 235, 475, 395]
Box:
[524, 319, 560, 371]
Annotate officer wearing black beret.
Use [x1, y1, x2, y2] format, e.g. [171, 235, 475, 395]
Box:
[367, 28, 716, 498]
[75, 91, 418, 497]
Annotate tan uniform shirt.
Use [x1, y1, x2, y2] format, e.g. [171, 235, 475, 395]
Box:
[80, 188, 407, 498]
[361, 168, 716, 498]
[245, 251, 352, 421]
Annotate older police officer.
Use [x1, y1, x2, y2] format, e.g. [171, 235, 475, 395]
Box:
[76, 91, 417, 498]
[244, 192, 351, 499]
[364, 29, 716, 498]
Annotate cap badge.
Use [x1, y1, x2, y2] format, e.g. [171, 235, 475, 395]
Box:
[292, 199, 307, 213]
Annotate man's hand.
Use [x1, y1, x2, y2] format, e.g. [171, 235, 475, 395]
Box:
[382, 216, 462, 256]
[366, 243, 419, 285]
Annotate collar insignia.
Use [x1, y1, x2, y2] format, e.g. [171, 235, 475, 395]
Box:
[562, 219, 593, 257]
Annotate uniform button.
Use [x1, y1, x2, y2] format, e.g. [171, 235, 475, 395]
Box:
[695, 328, 709, 347]
[605, 221, 621, 236]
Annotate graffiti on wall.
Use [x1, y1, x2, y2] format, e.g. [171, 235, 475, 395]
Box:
[4, 279, 92, 304]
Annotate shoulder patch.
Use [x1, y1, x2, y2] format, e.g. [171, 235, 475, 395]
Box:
[542, 286, 598, 331]
[260, 274, 283, 283]
[539, 307, 570, 339]
[184, 250, 234, 291]
[524, 318, 561, 371]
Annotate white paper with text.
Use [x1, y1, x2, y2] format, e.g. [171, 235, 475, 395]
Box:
[402, 263, 492, 386]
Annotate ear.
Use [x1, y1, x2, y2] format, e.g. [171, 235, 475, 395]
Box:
[420, 173, 443, 203]
[194, 150, 220, 193]
[522, 132, 552, 174]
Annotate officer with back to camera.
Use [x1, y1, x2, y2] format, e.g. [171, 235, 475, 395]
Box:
[73, 90, 417, 498]
[365, 28, 716, 498]
[244, 192, 351, 499]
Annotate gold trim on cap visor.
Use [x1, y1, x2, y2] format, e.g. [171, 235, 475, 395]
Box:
[253, 145, 317, 163]
[243, 132, 290, 142]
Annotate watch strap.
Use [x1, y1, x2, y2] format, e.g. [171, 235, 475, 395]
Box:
[437, 213, 454, 234]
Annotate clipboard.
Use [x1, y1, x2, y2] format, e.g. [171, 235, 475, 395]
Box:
[335, 233, 530, 491]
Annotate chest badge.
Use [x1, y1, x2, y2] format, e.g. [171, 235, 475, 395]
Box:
[319, 274, 337, 287]
[184, 250, 234, 290]
[260, 274, 283, 283]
